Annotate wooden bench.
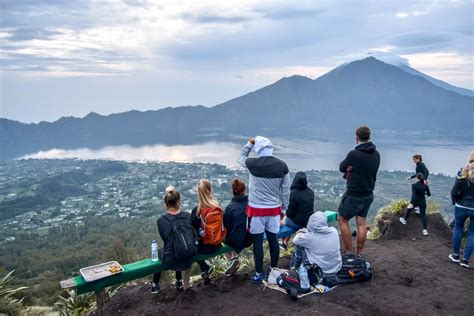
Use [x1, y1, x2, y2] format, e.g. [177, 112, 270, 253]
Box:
[60, 210, 338, 301]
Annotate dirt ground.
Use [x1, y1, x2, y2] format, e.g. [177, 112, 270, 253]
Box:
[99, 214, 474, 316]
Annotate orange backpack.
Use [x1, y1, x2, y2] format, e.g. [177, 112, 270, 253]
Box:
[200, 206, 227, 245]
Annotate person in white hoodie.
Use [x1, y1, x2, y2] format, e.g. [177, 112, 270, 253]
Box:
[291, 211, 342, 275]
[237, 136, 291, 283]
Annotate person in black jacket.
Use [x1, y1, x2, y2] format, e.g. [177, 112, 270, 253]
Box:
[280, 171, 315, 249]
[448, 152, 474, 269]
[399, 173, 431, 236]
[151, 186, 194, 293]
[338, 125, 380, 254]
[223, 179, 252, 275]
[407, 154, 429, 183]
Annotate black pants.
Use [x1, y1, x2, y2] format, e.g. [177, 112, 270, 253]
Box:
[404, 204, 427, 229]
[153, 271, 182, 284]
[252, 231, 279, 274]
[152, 260, 211, 284]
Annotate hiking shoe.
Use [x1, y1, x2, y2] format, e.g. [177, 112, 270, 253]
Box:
[460, 260, 470, 269]
[249, 272, 265, 284]
[449, 253, 460, 263]
[422, 229, 428, 236]
[279, 243, 288, 251]
[201, 264, 214, 277]
[151, 283, 160, 294]
[399, 217, 407, 225]
[225, 258, 240, 275]
[175, 279, 184, 291]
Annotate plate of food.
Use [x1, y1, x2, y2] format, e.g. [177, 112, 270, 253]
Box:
[80, 261, 124, 282]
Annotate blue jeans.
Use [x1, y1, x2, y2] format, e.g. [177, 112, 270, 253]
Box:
[285, 217, 304, 231]
[452, 205, 474, 261]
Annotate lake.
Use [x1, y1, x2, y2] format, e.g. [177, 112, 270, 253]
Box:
[19, 138, 472, 176]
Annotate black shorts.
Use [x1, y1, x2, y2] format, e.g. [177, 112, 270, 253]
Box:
[338, 192, 374, 219]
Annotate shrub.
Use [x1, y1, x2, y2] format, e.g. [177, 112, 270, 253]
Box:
[0, 270, 28, 316]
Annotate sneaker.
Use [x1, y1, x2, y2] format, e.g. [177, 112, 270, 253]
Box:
[422, 229, 428, 236]
[175, 279, 184, 291]
[201, 265, 214, 284]
[460, 260, 470, 268]
[249, 272, 264, 284]
[151, 283, 160, 294]
[448, 253, 460, 263]
[279, 243, 288, 251]
[399, 217, 407, 225]
[225, 258, 240, 275]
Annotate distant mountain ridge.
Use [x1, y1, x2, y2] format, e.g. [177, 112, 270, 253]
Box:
[1, 56, 473, 161]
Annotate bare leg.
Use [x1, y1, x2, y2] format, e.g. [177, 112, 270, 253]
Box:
[355, 216, 367, 254]
[338, 215, 352, 252]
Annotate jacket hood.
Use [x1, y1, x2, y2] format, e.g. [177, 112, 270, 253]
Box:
[355, 142, 376, 153]
[307, 211, 332, 234]
[254, 136, 274, 157]
[291, 171, 308, 189]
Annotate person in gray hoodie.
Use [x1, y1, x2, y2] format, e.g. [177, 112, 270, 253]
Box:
[237, 136, 291, 283]
[291, 211, 342, 275]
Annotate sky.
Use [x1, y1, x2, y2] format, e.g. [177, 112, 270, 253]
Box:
[0, 0, 473, 123]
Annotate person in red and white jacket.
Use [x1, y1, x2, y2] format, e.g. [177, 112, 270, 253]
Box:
[237, 136, 290, 283]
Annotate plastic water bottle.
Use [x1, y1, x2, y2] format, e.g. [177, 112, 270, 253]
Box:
[151, 240, 158, 262]
[299, 265, 310, 290]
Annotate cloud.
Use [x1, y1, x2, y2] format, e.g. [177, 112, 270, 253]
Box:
[0, 0, 473, 123]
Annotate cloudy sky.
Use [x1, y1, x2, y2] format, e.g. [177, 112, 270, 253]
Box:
[1, 0, 473, 123]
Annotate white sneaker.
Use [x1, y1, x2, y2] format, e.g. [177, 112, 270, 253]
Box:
[422, 229, 428, 236]
[399, 217, 407, 225]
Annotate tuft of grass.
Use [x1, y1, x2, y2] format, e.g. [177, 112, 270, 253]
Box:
[0, 270, 28, 316]
[369, 199, 441, 240]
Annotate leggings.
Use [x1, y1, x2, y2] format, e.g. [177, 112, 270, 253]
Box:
[252, 231, 279, 274]
[152, 261, 210, 284]
[404, 204, 427, 229]
[153, 271, 182, 284]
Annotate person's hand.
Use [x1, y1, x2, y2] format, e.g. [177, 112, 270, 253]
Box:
[248, 137, 255, 145]
[280, 217, 286, 226]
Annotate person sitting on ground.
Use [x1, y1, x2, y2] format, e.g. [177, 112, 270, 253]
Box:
[237, 136, 291, 283]
[338, 125, 380, 254]
[151, 186, 195, 293]
[449, 151, 474, 269]
[291, 211, 342, 284]
[399, 173, 431, 236]
[280, 171, 315, 250]
[191, 179, 226, 283]
[223, 178, 252, 275]
[407, 154, 429, 184]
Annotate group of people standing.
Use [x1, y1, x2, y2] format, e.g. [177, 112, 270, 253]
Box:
[150, 125, 474, 293]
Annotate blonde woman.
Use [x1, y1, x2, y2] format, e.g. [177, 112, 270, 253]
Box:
[449, 151, 474, 269]
[191, 179, 226, 283]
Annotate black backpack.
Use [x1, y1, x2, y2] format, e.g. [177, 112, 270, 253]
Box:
[277, 270, 312, 300]
[163, 214, 199, 261]
[323, 252, 373, 286]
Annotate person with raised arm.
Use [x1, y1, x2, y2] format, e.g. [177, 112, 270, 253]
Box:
[237, 136, 290, 283]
